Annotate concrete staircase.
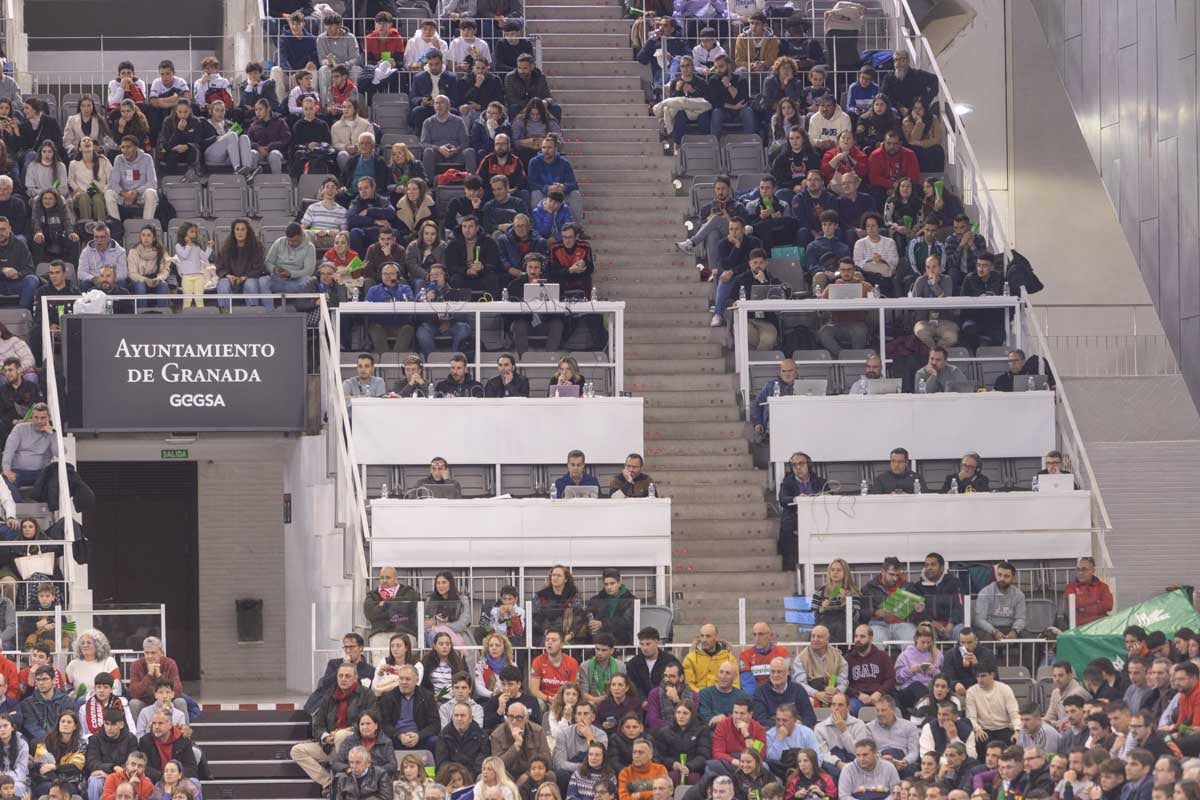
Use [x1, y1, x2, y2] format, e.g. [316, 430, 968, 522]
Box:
[528, 0, 792, 643]
[193, 708, 320, 799]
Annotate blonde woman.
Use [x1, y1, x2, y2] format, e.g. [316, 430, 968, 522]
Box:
[394, 752, 429, 800]
[474, 756, 520, 800]
[812, 558, 861, 643]
[474, 632, 517, 698]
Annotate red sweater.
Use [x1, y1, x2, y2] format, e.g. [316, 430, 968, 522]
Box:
[1063, 579, 1113, 625]
[1178, 682, 1200, 729]
[866, 144, 920, 190]
[365, 28, 406, 61]
[711, 716, 767, 763]
[128, 657, 183, 704]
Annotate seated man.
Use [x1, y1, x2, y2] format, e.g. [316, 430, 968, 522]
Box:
[97, 750, 153, 800]
[609, 454, 652, 499]
[404, 20, 449, 74]
[913, 346, 969, 394]
[434, 353, 483, 398]
[504, 253, 562, 356]
[816, 257, 871, 357]
[333, 745, 391, 800]
[752, 657, 817, 729]
[959, 253, 1006, 351]
[806, 211, 853, 291]
[279, 11, 320, 73]
[292, 664, 373, 793]
[79, 672, 136, 744]
[416, 264, 474, 360]
[729, 249, 783, 348]
[266, 223, 318, 296]
[448, 19, 493, 74]
[553, 449, 601, 498]
[844, 624, 896, 714]
[483, 665, 543, 729]
[699, 660, 746, 725]
[483, 173, 529, 228]
[364, 567, 420, 651]
[84, 707, 139, 799]
[503, 54, 559, 120]
[495, 21, 534, 73]
[705, 54, 754, 136]
[379, 664, 439, 751]
[846, 352, 885, 394]
[19, 665, 72, 746]
[344, 353, 387, 398]
[446, 215, 501, 295]
[941, 452, 990, 493]
[706, 698, 766, 778]
[93, 266, 134, 314]
[489, 701, 552, 785]
[315, 13, 362, 104]
[3, 404, 56, 499]
[346, 176, 396, 254]
[106, 61, 148, 117]
[912, 553, 965, 643]
[675, 177, 744, 272]
[236, 62, 277, 124]
[911, 255, 958, 349]
[871, 447, 916, 494]
[619, 737, 668, 799]
[365, 263, 415, 354]
[917, 701, 976, 760]
[942, 214, 989, 288]
[338, 131, 390, 200]
[357, 11, 405, 101]
[484, 353, 531, 398]
[420, 94, 476, 178]
[497, 214, 548, 282]
[146, 59, 192, 139]
[157, 98, 207, 177]
[994, 348, 1052, 392]
[836, 738, 900, 800]
[973, 561, 1026, 641]
[410, 50, 459, 133]
[0, 218, 37, 310]
[866, 694, 919, 778]
[436, 701, 489, 776]
[445, 176, 495, 237]
[531, 189, 573, 243]
[527, 135, 582, 220]
[743, 177, 800, 252]
[416, 457, 462, 498]
[0, 357, 37, 446]
[750, 359, 797, 437]
[134, 677, 187, 737]
[814, 692, 869, 775]
[138, 709, 197, 784]
[126, 637, 185, 722]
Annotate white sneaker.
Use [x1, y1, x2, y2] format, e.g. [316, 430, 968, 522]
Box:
[710, 314, 723, 327]
[675, 240, 696, 255]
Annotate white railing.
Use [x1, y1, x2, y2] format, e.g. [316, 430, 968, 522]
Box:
[1043, 334, 1181, 378]
[317, 296, 373, 600]
[21, 36, 225, 98]
[884, 0, 1011, 262]
[37, 296, 77, 603]
[1022, 292, 1116, 594]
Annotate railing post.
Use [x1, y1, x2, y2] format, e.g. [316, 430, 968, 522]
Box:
[737, 597, 747, 647]
[1067, 592, 1077, 630]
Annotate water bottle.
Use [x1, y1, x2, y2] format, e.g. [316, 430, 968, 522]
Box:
[859, 479, 869, 496]
[738, 285, 746, 301]
[913, 478, 922, 495]
[550, 483, 558, 500]
[1002, 281, 1010, 296]
[950, 478, 959, 494]
[872, 284, 881, 299]
[773, 381, 781, 397]
[380, 482, 390, 499]
[648, 482, 657, 498]
[104, 298, 114, 315]
[584, 382, 594, 398]
[591, 286, 598, 301]
[1032, 474, 1040, 493]
[349, 285, 359, 301]
[917, 377, 927, 394]
[501, 287, 509, 301]
[1027, 375, 1036, 390]
[855, 375, 868, 394]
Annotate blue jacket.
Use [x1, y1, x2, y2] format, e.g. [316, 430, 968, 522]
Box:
[751, 679, 817, 730]
[531, 201, 574, 242]
[410, 70, 461, 108]
[498, 227, 548, 272]
[365, 281, 415, 326]
[804, 236, 850, 274]
[19, 688, 73, 744]
[280, 34, 319, 71]
[749, 377, 795, 429]
[553, 472, 600, 497]
[346, 194, 396, 231]
[527, 153, 579, 195]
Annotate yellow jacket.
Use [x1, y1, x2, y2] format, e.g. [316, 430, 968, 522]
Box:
[682, 640, 738, 689]
[732, 34, 779, 70]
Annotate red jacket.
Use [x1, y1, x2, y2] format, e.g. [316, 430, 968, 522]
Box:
[1178, 681, 1200, 729]
[820, 146, 868, 183]
[101, 770, 153, 800]
[1063, 579, 1113, 626]
[711, 716, 767, 763]
[365, 28, 406, 62]
[0, 654, 18, 700]
[866, 144, 920, 190]
[128, 656, 184, 704]
[738, 644, 790, 687]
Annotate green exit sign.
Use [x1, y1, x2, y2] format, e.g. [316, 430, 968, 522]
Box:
[160, 449, 189, 460]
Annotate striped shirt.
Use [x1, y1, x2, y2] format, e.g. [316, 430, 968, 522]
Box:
[301, 200, 347, 231]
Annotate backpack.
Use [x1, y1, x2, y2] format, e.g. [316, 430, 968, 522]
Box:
[863, 49, 894, 70]
[1005, 248, 1044, 295]
[205, 86, 236, 110]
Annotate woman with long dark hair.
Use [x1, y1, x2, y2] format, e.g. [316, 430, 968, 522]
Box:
[215, 219, 269, 309]
[126, 224, 171, 308]
[0, 714, 30, 799]
[425, 571, 471, 645]
[373, 632, 424, 693]
[64, 94, 113, 158]
[32, 709, 85, 797]
[783, 748, 836, 800]
[512, 98, 562, 163]
[532, 565, 587, 645]
[420, 631, 469, 701]
[68, 136, 112, 220]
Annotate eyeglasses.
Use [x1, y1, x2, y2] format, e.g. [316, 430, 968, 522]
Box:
[505, 714, 527, 720]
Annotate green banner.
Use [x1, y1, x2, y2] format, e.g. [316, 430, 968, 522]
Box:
[1057, 590, 1200, 673]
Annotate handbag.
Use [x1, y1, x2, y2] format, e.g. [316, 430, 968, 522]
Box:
[14, 551, 55, 580]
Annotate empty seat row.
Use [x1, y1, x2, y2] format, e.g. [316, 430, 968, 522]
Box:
[675, 134, 767, 179]
[812, 456, 1045, 492]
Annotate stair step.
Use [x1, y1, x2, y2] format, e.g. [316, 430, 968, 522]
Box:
[647, 419, 741, 439]
[597, 268, 697, 285]
[671, 518, 775, 537]
[636, 390, 736, 408]
[199, 742, 300, 760]
[542, 46, 632, 61]
[530, 4, 624, 17]
[648, 452, 754, 469]
[201, 778, 323, 799]
[673, 538, 777, 557]
[660, 482, 762, 502]
[208, 760, 308, 780]
[674, 606, 789, 622]
[577, 180, 675, 196]
[672, 500, 768, 520]
[626, 372, 734, 391]
[553, 74, 641, 90]
[627, 341, 723, 359]
[584, 196, 688, 213]
[626, 311, 717, 327]
[611, 284, 713, 302]
[642, 438, 748, 456]
[192, 721, 309, 740]
[570, 155, 670, 172]
[627, 358, 726, 374]
[542, 60, 641, 75]
[644, 405, 740, 422]
[565, 141, 666, 156]
[619, 297, 708, 313]
[624, 327, 724, 344]
[672, 571, 795, 592]
[537, 33, 632, 48]
[527, 19, 633, 33]
[652, 468, 763, 485]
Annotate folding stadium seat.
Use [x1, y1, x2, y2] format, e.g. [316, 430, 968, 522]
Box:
[32, 93, 57, 123]
[122, 219, 162, 252]
[250, 173, 296, 218]
[748, 350, 784, 396]
[499, 465, 538, 497]
[688, 176, 717, 220]
[814, 462, 866, 493]
[673, 135, 719, 178]
[834, 347, 875, 389]
[207, 174, 249, 220]
[975, 345, 1011, 389]
[733, 172, 765, 193]
[297, 173, 329, 205]
[161, 177, 205, 218]
[260, 223, 291, 248]
[60, 93, 82, 124]
[454, 466, 492, 497]
[914, 459, 958, 488]
[998, 666, 1035, 705]
[1008, 457, 1045, 490]
[790, 348, 834, 385]
[639, 605, 674, 642]
[380, 133, 420, 148]
[0, 309, 32, 339]
[1024, 598, 1057, 636]
[723, 140, 767, 176]
[370, 95, 410, 135]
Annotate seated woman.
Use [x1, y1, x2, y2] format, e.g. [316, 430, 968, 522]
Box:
[403, 219, 444, 288]
[547, 356, 585, 396]
[902, 98, 945, 172]
[424, 571, 472, 646]
[65, 629, 122, 699]
[25, 141, 68, 202]
[109, 99, 151, 158]
[395, 177, 435, 241]
[32, 710, 84, 798]
[385, 143, 425, 205]
[152, 758, 204, 800]
[215, 218, 271, 309]
[126, 224, 172, 308]
[30, 189, 79, 267]
[512, 99, 561, 164]
[68, 137, 113, 222]
[20, 99, 63, 170]
[331, 99, 371, 173]
[420, 631, 470, 702]
[63, 95, 114, 159]
[531, 565, 588, 646]
[323, 231, 360, 279]
[157, 98, 207, 177]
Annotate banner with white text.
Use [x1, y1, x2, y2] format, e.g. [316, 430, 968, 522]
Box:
[63, 314, 308, 432]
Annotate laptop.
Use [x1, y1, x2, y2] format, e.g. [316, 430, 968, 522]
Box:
[1012, 374, 1049, 391]
[866, 378, 902, 395]
[523, 282, 561, 303]
[749, 284, 787, 300]
[419, 483, 461, 499]
[548, 384, 581, 398]
[1036, 473, 1076, 492]
[947, 379, 978, 393]
[792, 379, 828, 396]
[562, 485, 599, 499]
[826, 283, 865, 300]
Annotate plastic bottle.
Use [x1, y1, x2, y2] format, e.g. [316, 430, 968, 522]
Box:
[860, 479, 869, 496]
[1027, 375, 1036, 390]
[591, 286, 598, 301]
[1032, 474, 1040, 493]
[738, 285, 746, 301]
[950, 478, 959, 494]
[773, 381, 781, 397]
[501, 287, 509, 301]
[913, 478, 923, 495]
[855, 375, 868, 394]
[1003, 281, 1011, 296]
[648, 482, 657, 498]
[550, 483, 558, 500]
[380, 483, 389, 499]
[917, 377, 927, 394]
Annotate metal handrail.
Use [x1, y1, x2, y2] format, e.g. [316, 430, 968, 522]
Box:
[886, 0, 1011, 261]
[38, 296, 76, 602]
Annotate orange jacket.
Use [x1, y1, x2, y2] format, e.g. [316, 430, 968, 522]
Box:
[619, 762, 668, 800]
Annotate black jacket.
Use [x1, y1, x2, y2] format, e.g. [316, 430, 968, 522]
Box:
[652, 719, 711, 771]
[606, 731, 637, 772]
[84, 729, 138, 774]
[484, 373, 530, 398]
[942, 647, 995, 692]
[880, 68, 937, 112]
[445, 235, 501, 289]
[779, 472, 829, 524]
[705, 73, 751, 110]
[138, 730, 198, 782]
[911, 571, 964, 625]
[993, 354, 1055, 391]
[313, 685, 376, 741]
[585, 587, 638, 646]
[482, 691, 543, 730]
[434, 375, 483, 397]
[626, 651, 682, 699]
[435, 720, 490, 774]
[940, 472, 991, 493]
[377, 686, 440, 743]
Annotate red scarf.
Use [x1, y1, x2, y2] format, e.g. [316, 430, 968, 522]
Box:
[360, 734, 377, 751]
[332, 684, 355, 731]
[84, 695, 125, 733]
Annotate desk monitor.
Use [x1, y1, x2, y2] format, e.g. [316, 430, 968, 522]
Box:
[826, 283, 864, 301]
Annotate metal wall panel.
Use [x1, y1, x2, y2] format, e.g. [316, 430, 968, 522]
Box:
[1118, 45, 1142, 244]
[1182, 55, 1200, 319]
[1100, 0, 1121, 126]
[1158, 138, 1181, 345]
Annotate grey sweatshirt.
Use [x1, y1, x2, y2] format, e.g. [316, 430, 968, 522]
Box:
[2, 422, 58, 472]
[420, 114, 470, 149]
[265, 237, 317, 280]
[837, 758, 900, 800]
[317, 30, 361, 68]
[109, 151, 158, 194]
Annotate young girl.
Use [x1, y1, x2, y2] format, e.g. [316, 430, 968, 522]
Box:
[25, 140, 67, 201]
[33, 710, 84, 798]
[394, 753, 429, 800]
[374, 633, 424, 694]
[424, 572, 471, 646]
[784, 748, 836, 800]
[396, 177, 434, 239]
[546, 683, 582, 750]
[387, 142, 425, 203]
[323, 231, 359, 275]
[419, 632, 468, 702]
[173, 222, 213, 308]
[127, 225, 172, 307]
[30, 189, 78, 265]
[0, 716, 29, 800]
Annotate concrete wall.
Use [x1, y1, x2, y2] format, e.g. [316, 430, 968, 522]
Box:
[1031, 0, 1200, 405]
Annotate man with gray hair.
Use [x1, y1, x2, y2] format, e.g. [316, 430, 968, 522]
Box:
[293, 663, 372, 791]
[127, 637, 185, 719]
[711, 775, 736, 800]
[379, 664, 440, 752]
[489, 699, 551, 784]
[332, 744, 393, 799]
[419, 94, 475, 178]
[0, 177, 28, 241]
